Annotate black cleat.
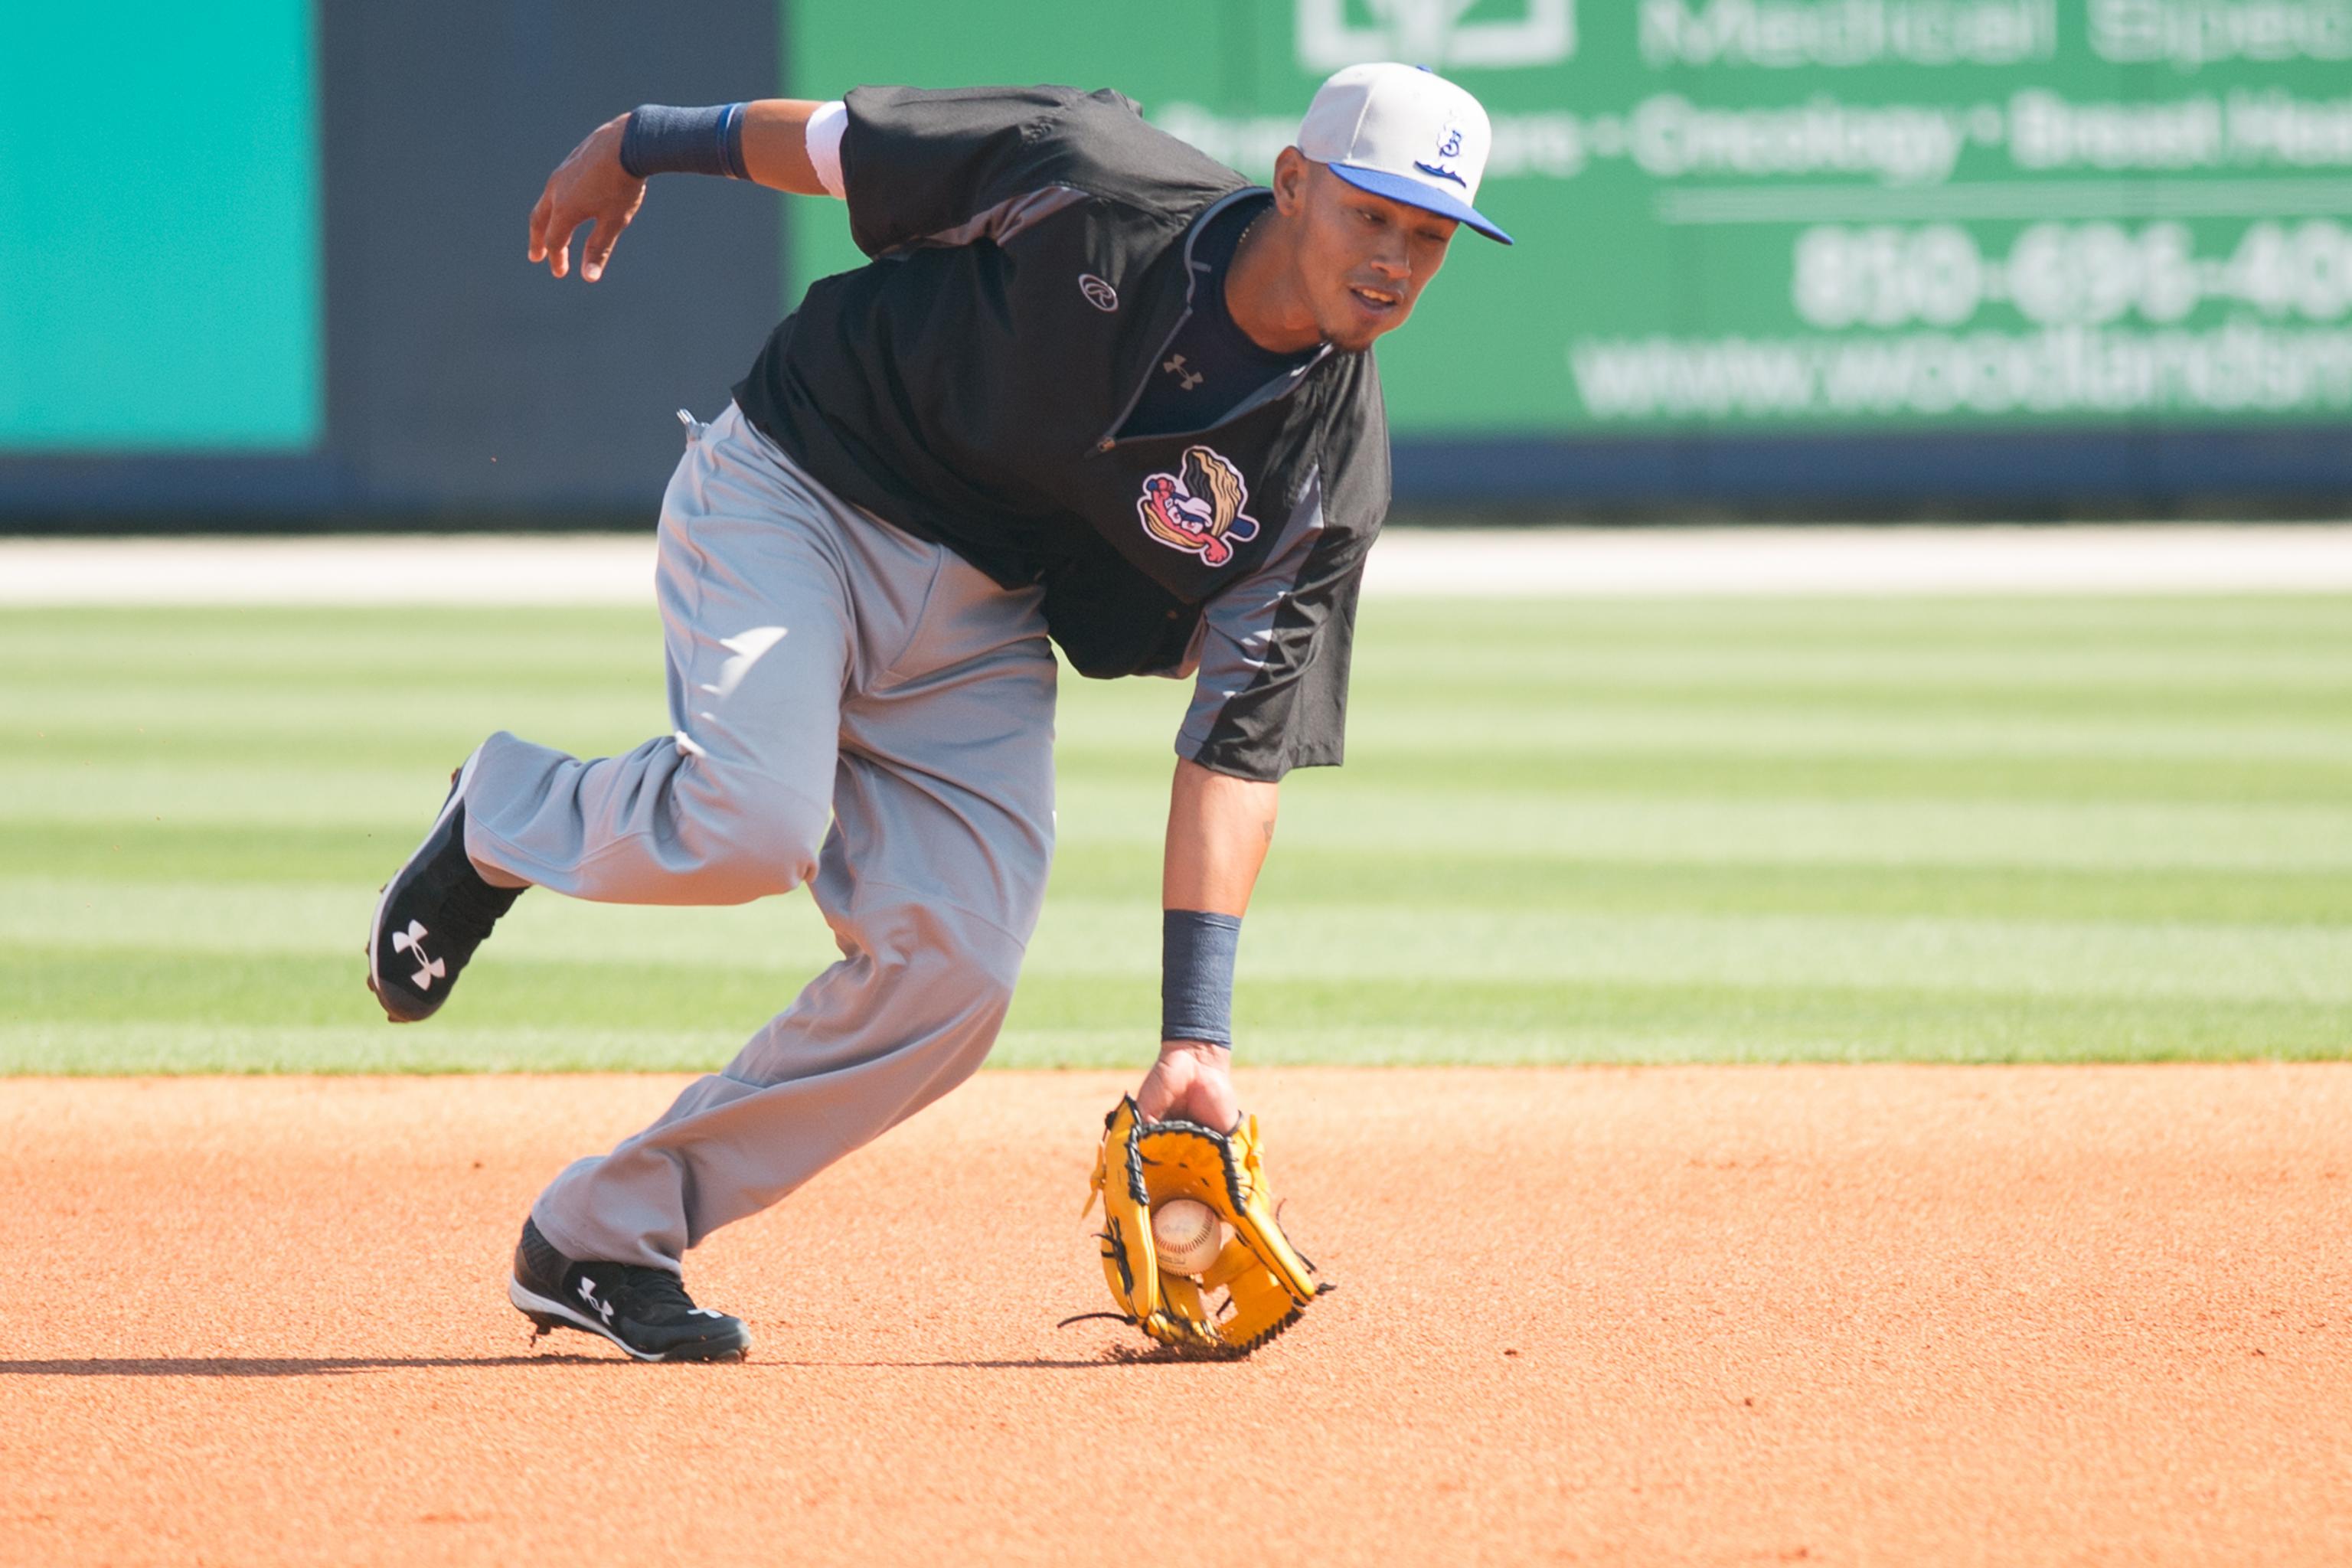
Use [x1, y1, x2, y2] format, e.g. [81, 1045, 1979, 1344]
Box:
[366, 750, 521, 1023]
[508, 1217, 751, 1363]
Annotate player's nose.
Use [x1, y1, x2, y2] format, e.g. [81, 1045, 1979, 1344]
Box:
[1367, 236, 1411, 277]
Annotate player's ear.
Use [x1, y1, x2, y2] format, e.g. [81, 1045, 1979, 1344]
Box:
[1271, 147, 1311, 215]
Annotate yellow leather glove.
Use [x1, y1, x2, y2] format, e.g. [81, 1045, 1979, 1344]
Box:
[1083, 1095, 1326, 1355]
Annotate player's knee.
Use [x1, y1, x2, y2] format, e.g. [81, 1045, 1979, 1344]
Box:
[940, 924, 1024, 1014]
[673, 765, 830, 898]
[875, 904, 1026, 1026]
[740, 794, 830, 889]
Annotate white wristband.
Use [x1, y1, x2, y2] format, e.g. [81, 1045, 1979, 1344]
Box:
[806, 100, 848, 199]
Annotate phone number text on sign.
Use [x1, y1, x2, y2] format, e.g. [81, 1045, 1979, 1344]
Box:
[1793, 219, 2352, 328]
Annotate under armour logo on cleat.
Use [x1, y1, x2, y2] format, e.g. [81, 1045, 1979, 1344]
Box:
[1162, 354, 1204, 392]
[578, 1277, 616, 1324]
[390, 920, 446, 990]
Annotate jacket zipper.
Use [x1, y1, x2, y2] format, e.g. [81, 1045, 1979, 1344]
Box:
[1090, 188, 1331, 454]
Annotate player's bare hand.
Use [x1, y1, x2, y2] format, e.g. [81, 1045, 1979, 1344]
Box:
[528, 115, 644, 283]
[1136, 1039, 1239, 1132]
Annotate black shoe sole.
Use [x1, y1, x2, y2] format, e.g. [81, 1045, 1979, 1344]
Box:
[367, 751, 480, 1024]
[508, 1277, 751, 1364]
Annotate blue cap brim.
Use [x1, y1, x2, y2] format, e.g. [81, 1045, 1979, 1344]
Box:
[1328, 162, 1513, 245]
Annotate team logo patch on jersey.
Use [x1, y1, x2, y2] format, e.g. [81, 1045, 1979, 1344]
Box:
[1078, 273, 1119, 312]
[1137, 446, 1260, 568]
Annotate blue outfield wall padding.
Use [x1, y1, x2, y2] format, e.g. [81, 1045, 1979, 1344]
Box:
[1390, 426, 2352, 515]
[314, 0, 784, 518]
[0, 456, 347, 519]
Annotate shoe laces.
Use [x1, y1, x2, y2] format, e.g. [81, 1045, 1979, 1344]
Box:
[612, 1265, 700, 1321]
[438, 866, 521, 948]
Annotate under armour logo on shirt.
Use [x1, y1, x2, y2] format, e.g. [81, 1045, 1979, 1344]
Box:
[1162, 354, 1204, 392]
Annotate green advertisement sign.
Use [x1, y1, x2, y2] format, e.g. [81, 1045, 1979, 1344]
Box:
[0, 1, 319, 451]
[789, 0, 2352, 435]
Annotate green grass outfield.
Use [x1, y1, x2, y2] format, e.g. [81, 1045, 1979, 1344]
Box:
[4, 596, 2349, 1073]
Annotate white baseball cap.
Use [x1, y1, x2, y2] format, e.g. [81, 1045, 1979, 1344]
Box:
[1296, 63, 1512, 245]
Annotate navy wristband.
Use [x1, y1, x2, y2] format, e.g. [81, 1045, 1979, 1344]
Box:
[1161, 910, 1241, 1049]
[619, 103, 750, 181]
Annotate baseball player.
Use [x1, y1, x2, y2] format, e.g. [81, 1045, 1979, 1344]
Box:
[365, 64, 1510, 1361]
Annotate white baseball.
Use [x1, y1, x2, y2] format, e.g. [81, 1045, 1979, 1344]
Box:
[1151, 1198, 1224, 1276]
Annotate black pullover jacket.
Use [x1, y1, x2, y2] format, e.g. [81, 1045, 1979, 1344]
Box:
[734, 84, 1391, 782]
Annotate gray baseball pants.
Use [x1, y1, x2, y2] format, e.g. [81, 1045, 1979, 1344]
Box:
[462, 402, 1057, 1271]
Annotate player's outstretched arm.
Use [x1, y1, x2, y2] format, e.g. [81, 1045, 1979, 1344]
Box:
[528, 100, 832, 283]
[1135, 760, 1280, 1130]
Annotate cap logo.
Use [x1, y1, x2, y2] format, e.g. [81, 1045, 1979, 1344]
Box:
[1413, 123, 1469, 188]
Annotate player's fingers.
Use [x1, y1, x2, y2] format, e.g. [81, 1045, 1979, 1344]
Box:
[547, 214, 574, 279]
[527, 191, 553, 263]
[1188, 1075, 1240, 1134]
[580, 211, 632, 283]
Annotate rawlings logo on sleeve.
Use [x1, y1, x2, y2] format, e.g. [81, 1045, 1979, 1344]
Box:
[1136, 446, 1260, 568]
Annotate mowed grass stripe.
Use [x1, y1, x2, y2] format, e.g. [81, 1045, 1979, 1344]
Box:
[11, 602, 2350, 735]
[15, 822, 2352, 924]
[28, 735, 2352, 802]
[4, 975, 2344, 1073]
[4, 596, 2348, 1070]
[10, 762, 2352, 869]
[21, 678, 2352, 758]
[12, 880, 2352, 1001]
[19, 673, 2352, 733]
[8, 596, 2349, 669]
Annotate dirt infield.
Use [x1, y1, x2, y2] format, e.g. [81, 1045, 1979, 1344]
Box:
[6, 1067, 2350, 1566]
